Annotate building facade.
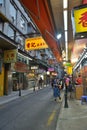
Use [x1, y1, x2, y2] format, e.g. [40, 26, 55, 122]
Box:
[0, 0, 58, 96]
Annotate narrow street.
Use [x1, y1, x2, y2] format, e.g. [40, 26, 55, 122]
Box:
[0, 86, 62, 130]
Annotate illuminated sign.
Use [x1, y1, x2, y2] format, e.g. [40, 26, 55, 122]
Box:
[25, 36, 48, 50]
[51, 72, 57, 76]
[48, 68, 54, 72]
[4, 49, 17, 63]
[65, 62, 72, 67]
[73, 5, 87, 33]
[67, 66, 72, 75]
[31, 66, 38, 70]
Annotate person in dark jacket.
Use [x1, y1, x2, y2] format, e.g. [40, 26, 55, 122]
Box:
[38, 77, 43, 89]
[68, 80, 74, 99]
[53, 79, 61, 101]
[51, 78, 54, 88]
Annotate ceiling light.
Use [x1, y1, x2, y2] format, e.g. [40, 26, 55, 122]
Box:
[63, 0, 68, 9]
[57, 34, 62, 39]
[63, 10, 68, 30]
[81, 35, 84, 38]
[65, 31, 68, 42]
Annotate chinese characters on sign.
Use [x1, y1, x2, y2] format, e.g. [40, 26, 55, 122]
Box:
[74, 7, 87, 33]
[14, 62, 29, 72]
[25, 36, 48, 50]
[4, 49, 17, 63]
[78, 11, 87, 27]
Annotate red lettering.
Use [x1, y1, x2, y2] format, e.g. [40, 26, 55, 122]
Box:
[40, 43, 43, 46]
[27, 43, 30, 48]
[43, 42, 45, 45]
[37, 43, 39, 47]
[78, 11, 87, 27]
[11, 53, 14, 57]
[6, 54, 9, 58]
[31, 42, 36, 47]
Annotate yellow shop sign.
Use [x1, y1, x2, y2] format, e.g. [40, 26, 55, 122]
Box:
[25, 36, 48, 50]
[74, 7, 87, 33]
[67, 66, 72, 75]
[4, 49, 17, 63]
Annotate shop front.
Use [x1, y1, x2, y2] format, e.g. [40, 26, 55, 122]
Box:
[11, 61, 29, 91]
[3, 49, 29, 95]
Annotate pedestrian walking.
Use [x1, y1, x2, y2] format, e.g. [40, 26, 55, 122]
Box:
[67, 81, 73, 99]
[33, 80, 36, 91]
[51, 78, 54, 88]
[53, 79, 61, 101]
[38, 77, 43, 89]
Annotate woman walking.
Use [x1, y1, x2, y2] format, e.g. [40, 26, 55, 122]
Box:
[53, 79, 61, 101]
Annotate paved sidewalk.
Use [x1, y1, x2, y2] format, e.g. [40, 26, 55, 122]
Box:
[56, 96, 87, 130]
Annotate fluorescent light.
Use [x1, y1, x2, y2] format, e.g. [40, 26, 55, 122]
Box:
[63, 10, 68, 30]
[57, 34, 62, 39]
[63, 0, 68, 9]
[81, 35, 84, 38]
[65, 31, 68, 42]
[63, 0, 68, 61]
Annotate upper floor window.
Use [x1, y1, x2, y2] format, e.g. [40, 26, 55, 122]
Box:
[27, 22, 36, 34]
[20, 16, 25, 30]
[7, 26, 15, 40]
[9, 2, 17, 23]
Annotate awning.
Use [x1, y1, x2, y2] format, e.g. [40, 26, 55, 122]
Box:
[20, 0, 62, 62]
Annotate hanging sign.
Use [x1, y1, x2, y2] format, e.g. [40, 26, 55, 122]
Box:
[25, 36, 48, 50]
[73, 5, 87, 33]
[31, 66, 38, 70]
[67, 66, 72, 75]
[48, 68, 54, 72]
[65, 62, 72, 67]
[4, 49, 17, 63]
